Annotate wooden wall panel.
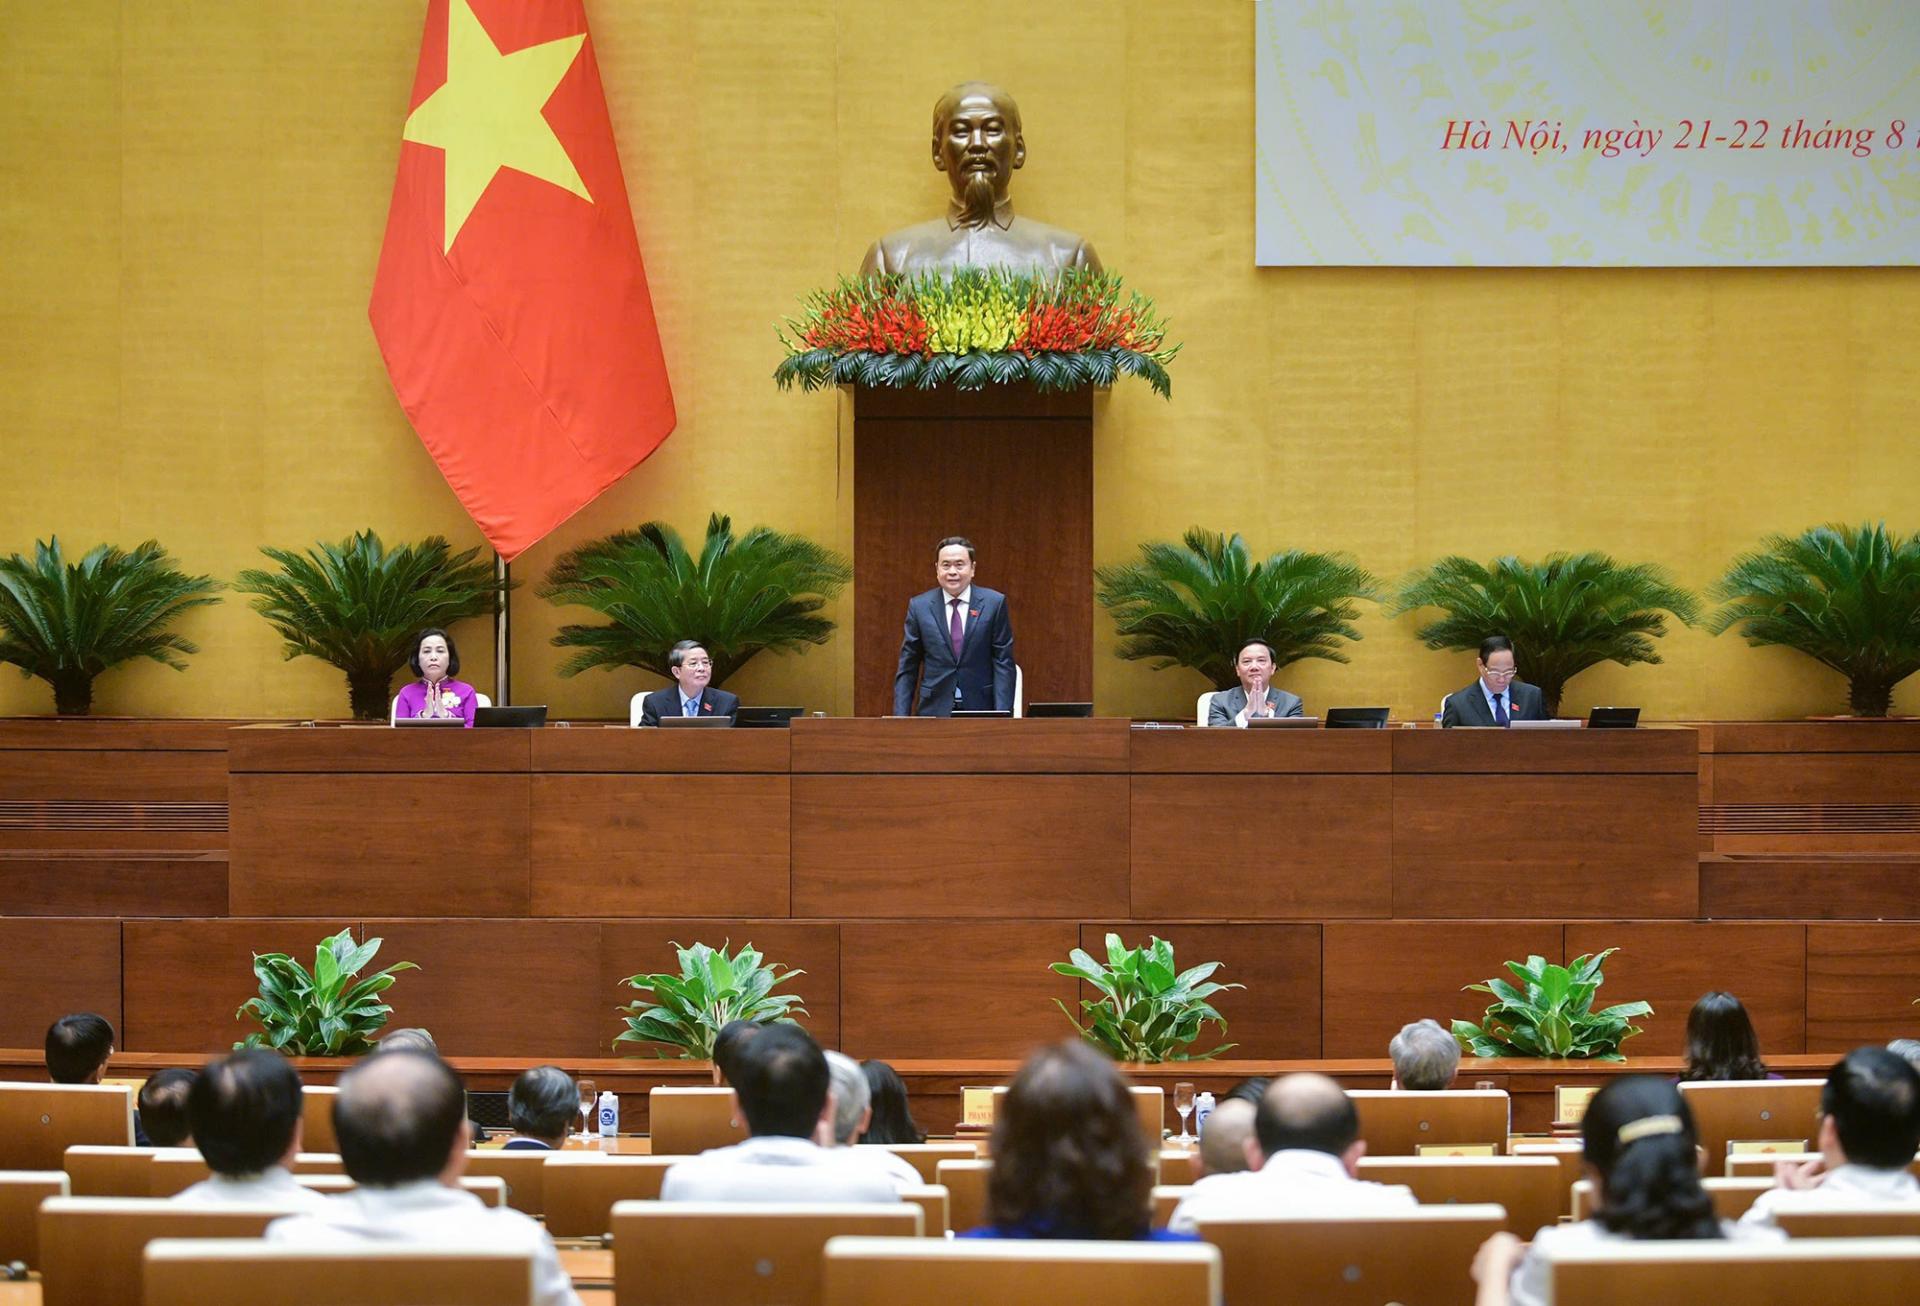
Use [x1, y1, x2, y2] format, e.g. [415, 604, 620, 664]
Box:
[1700, 856, 1920, 920]
[791, 718, 1128, 773]
[839, 921, 1079, 1060]
[0, 749, 227, 802]
[1805, 924, 1920, 1052]
[1709, 755, 1920, 806]
[1082, 923, 1321, 1059]
[366, 920, 608, 1059]
[1562, 923, 1807, 1058]
[597, 921, 841, 1056]
[1321, 923, 1565, 1059]
[123, 918, 353, 1052]
[0, 917, 121, 1048]
[0, 852, 227, 917]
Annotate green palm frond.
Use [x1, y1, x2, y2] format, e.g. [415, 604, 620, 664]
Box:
[234, 530, 504, 719]
[1708, 522, 1920, 717]
[0, 537, 222, 715]
[538, 513, 851, 685]
[1390, 552, 1701, 715]
[1094, 528, 1380, 689]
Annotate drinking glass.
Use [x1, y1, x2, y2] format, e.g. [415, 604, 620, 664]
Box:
[1173, 1081, 1197, 1145]
[576, 1079, 597, 1140]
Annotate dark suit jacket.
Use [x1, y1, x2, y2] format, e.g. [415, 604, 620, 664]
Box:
[638, 684, 740, 727]
[1440, 679, 1546, 727]
[893, 586, 1016, 716]
[501, 1138, 556, 1151]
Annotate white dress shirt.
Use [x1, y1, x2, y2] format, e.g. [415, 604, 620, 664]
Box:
[840, 1144, 927, 1194]
[266, 1179, 579, 1306]
[1739, 1162, 1920, 1230]
[659, 1135, 902, 1204]
[1165, 1149, 1417, 1235]
[1479, 679, 1511, 723]
[173, 1166, 333, 1212]
[1508, 1217, 1783, 1306]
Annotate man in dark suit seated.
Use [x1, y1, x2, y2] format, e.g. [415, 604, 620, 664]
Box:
[893, 536, 1016, 716]
[502, 1066, 576, 1151]
[1440, 634, 1546, 727]
[638, 640, 740, 726]
[1207, 639, 1305, 726]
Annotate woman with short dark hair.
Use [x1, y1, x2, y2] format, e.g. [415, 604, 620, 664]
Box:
[1682, 991, 1771, 1081]
[392, 628, 477, 726]
[856, 1060, 925, 1145]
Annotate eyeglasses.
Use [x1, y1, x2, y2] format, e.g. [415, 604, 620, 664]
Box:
[1482, 667, 1518, 680]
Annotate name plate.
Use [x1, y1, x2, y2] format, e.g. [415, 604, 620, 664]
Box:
[1416, 1143, 1498, 1157]
[1554, 1085, 1600, 1125]
[1728, 1139, 1809, 1155]
[960, 1086, 998, 1129]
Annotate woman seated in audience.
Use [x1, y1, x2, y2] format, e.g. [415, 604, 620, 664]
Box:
[857, 1060, 925, 1145]
[1683, 990, 1772, 1081]
[391, 627, 478, 726]
[1472, 1075, 1782, 1305]
[961, 1040, 1196, 1242]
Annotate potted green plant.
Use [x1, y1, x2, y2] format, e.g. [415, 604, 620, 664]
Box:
[615, 941, 807, 1059]
[235, 530, 505, 720]
[540, 514, 852, 687]
[234, 928, 420, 1056]
[1391, 552, 1700, 716]
[1709, 522, 1920, 717]
[1451, 950, 1650, 1061]
[0, 537, 221, 715]
[1094, 529, 1379, 690]
[1052, 933, 1243, 1063]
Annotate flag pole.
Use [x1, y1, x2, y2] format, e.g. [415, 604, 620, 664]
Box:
[494, 552, 511, 706]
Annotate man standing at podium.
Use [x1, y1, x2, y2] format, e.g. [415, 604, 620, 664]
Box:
[1440, 635, 1546, 727]
[894, 537, 1016, 716]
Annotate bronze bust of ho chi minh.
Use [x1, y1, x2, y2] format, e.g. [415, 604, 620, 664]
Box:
[859, 81, 1103, 277]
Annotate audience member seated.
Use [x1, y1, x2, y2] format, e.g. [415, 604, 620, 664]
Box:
[1472, 1075, 1782, 1306]
[1389, 1019, 1461, 1090]
[137, 1067, 198, 1147]
[1683, 991, 1772, 1081]
[964, 1040, 1197, 1242]
[265, 1051, 579, 1306]
[373, 1028, 440, 1056]
[823, 1051, 922, 1191]
[175, 1049, 330, 1212]
[711, 1019, 760, 1087]
[1890, 1039, 1920, 1073]
[856, 1060, 926, 1145]
[1740, 1046, 1920, 1231]
[45, 1012, 115, 1084]
[1196, 1098, 1258, 1179]
[1220, 1076, 1270, 1108]
[660, 1024, 898, 1204]
[1167, 1073, 1415, 1235]
[503, 1065, 576, 1151]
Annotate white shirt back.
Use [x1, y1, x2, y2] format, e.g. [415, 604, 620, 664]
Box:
[1740, 1162, 1920, 1230]
[1166, 1149, 1416, 1235]
[173, 1166, 333, 1213]
[660, 1135, 902, 1204]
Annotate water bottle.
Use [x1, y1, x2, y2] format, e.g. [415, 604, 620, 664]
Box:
[1193, 1091, 1216, 1139]
[596, 1090, 618, 1140]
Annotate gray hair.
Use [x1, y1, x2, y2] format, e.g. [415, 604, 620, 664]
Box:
[823, 1050, 870, 1146]
[374, 1028, 439, 1057]
[1890, 1039, 1920, 1071]
[1389, 1019, 1461, 1091]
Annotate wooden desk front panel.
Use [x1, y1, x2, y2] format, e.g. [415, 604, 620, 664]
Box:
[530, 775, 790, 917]
[0, 917, 121, 1047]
[531, 728, 790, 774]
[1321, 922, 1568, 1059]
[838, 921, 1079, 1058]
[227, 726, 531, 773]
[229, 774, 531, 916]
[1393, 728, 1698, 774]
[123, 917, 355, 1051]
[1083, 922, 1322, 1058]
[1708, 753, 1920, 806]
[792, 775, 1129, 918]
[1127, 730, 1392, 774]
[790, 718, 1129, 774]
[1805, 924, 1920, 1052]
[597, 920, 842, 1054]
[1564, 922, 1807, 1056]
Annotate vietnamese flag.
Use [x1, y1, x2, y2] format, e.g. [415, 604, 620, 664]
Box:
[370, 0, 674, 562]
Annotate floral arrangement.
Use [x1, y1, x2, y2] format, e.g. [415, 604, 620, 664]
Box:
[774, 268, 1180, 398]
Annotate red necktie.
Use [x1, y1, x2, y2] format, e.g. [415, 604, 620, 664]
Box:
[949, 598, 964, 657]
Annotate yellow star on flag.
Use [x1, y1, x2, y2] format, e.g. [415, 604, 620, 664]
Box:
[402, 0, 591, 253]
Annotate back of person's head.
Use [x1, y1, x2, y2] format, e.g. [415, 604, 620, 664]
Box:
[188, 1050, 305, 1177]
[987, 1041, 1153, 1240]
[1890, 1039, 1920, 1072]
[1254, 1073, 1359, 1160]
[507, 1065, 576, 1144]
[373, 1027, 439, 1056]
[1388, 1019, 1461, 1090]
[730, 1022, 828, 1139]
[712, 1019, 760, 1086]
[858, 1060, 925, 1144]
[44, 1013, 115, 1084]
[823, 1051, 869, 1146]
[1683, 991, 1768, 1081]
[1821, 1046, 1920, 1168]
[1221, 1076, 1270, 1108]
[1198, 1097, 1258, 1177]
[138, 1068, 198, 1146]
[1581, 1075, 1719, 1240]
[334, 1050, 467, 1186]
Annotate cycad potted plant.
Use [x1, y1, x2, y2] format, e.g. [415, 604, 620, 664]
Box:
[1391, 552, 1700, 715]
[234, 928, 419, 1057]
[1052, 934, 1243, 1063]
[540, 514, 852, 686]
[0, 537, 221, 715]
[1709, 522, 1920, 718]
[1452, 950, 1650, 1062]
[235, 530, 504, 719]
[615, 941, 807, 1059]
[1094, 529, 1379, 690]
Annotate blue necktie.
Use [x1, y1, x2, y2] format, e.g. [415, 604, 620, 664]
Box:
[1494, 692, 1509, 727]
[684, 697, 698, 717]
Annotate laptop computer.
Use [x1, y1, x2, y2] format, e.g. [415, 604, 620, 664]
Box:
[393, 716, 463, 727]
[1324, 707, 1391, 729]
[474, 705, 547, 728]
[1587, 706, 1641, 729]
[1511, 719, 1581, 730]
[658, 714, 733, 728]
[735, 706, 803, 729]
[1248, 716, 1321, 728]
[953, 709, 1013, 719]
[1027, 702, 1093, 718]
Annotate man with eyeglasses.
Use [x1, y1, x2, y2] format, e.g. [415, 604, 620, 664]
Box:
[638, 640, 740, 725]
[1439, 635, 1545, 727]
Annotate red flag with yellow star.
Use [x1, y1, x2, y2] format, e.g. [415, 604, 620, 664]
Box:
[370, 0, 674, 562]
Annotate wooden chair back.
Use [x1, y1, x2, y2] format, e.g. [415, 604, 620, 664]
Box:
[142, 1238, 535, 1305]
[63, 1145, 155, 1197]
[898, 1183, 948, 1236]
[646, 1087, 746, 1155]
[1678, 1079, 1824, 1165]
[0, 1170, 68, 1269]
[935, 1158, 991, 1233]
[611, 1201, 921, 1306]
[1509, 1138, 1586, 1216]
[1152, 1184, 1190, 1229]
[1771, 1202, 1920, 1238]
[1195, 1206, 1506, 1305]
[0, 1083, 134, 1170]
[461, 1149, 551, 1215]
[543, 1155, 678, 1237]
[1571, 1176, 1773, 1222]
[1725, 1151, 1920, 1179]
[1550, 1236, 1920, 1305]
[1356, 1155, 1561, 1234]
[148, 1149, 346, 1196]
[1346, 1090, 1509, 1156]
[821, 1235, 1222, 1306]
[299, 1086, 337, 1154]
[864, 1142, 978, 1183]
[36, 1196, 282, 1306]
[1159, 1148, 1199, 1185]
